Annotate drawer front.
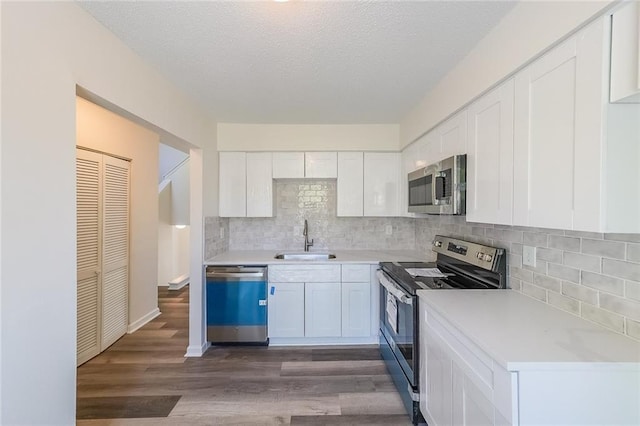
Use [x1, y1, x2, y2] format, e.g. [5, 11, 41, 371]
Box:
[269, 264, 341, 283]
[341, 264, 370, 282]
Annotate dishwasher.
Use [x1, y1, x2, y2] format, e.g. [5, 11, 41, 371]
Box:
[205, 266, 268, 345]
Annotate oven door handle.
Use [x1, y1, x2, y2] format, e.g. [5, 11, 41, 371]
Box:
[376, 270, 413, 305]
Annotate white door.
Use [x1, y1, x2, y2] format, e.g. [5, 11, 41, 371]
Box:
[363, 153, 401, 217]
[76, 149, 130, 365]
[467, 79, 515, 225]
[439, 110, 468, 160]
[219, 152, 246, 217]
[341, 282, 370, 337]
[76, 149, 103, 365]
[514, 19, 606, 230]
[305, 152, 337, 178]
[337, 152, 364, 217]
[267, 282, 304, 338]
[272, 152, 304, 178]
[100, 155, 130, 350]
[246, 152, 273, 217]
[304, 282, 341, 337]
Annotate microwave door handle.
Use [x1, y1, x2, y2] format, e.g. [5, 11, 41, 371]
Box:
[376, 270, 413, 305]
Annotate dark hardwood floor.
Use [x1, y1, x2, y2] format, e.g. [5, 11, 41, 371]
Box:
[77, 286, 412, 425]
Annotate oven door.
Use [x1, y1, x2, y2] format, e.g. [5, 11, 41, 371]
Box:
[378, 271, 418, 387]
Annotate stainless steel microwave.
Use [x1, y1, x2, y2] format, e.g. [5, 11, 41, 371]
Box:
[407, 154, 466, 215]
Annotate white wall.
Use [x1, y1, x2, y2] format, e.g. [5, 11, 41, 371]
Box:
[217, 123, 400, 151]
[1, 2, 213, 424]
[159, 143, 188, 183]
[77, 97, 160, 330]
[400, 0, 614, 148]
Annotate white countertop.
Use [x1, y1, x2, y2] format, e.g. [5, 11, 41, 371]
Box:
[204, 249, 429, 265]
[417, 290, 640, 371]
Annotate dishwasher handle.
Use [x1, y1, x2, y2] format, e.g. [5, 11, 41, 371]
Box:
[206, 266, 266, 280]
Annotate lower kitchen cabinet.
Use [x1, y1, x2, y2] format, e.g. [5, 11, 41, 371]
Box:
[305, 282, 341, 337]
[267, 263, 376, 344]
[267, 282, 304, 338]
[419, 291, 640, 426]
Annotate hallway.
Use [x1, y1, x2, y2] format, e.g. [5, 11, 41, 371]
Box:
[76, 287, 411, 425]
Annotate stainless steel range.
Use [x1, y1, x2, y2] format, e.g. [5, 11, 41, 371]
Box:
[377, 236, 507, 425]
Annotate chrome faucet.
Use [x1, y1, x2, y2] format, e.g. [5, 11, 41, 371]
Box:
[303, 219, 314, 252]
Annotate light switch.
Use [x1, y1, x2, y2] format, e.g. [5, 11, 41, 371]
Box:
[523, 245, 537, 267]
[220, 227, 225, 239]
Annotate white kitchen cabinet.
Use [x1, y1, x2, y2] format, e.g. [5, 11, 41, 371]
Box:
[610, 1, 640, 103]
[337, 152, 364, 216]
[272, 152, 305, 178]
[418, 290, 640, 426]
[305, 152, 337, 178]
[363, 152, 401, 217]
[341, 264, 371, 338]
[438, 110, 467, 160]
[267, 282, 304, 338]
[219, 152, 246, 217]
[305, 282, 342, 337]
[246, 152, 273, 217]
[466, 79, 515, 225]
[513, 18, 608, 231]
[418, 129, 440, 166]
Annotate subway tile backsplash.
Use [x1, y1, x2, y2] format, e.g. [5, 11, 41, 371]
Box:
[228, 180, 415, 251]
[205, 179, 640, 341]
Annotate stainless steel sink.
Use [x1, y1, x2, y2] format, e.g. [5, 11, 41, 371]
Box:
[274, 252, 336, 261]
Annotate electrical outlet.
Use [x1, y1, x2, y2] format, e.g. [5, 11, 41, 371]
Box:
[385, 225, 393, 236]
[220, 227, 225, 239]
[523, 245, 536, 267]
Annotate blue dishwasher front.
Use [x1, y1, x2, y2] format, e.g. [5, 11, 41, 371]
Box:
[206, 266, 268, 344]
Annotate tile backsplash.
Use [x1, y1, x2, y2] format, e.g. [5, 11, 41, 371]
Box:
[205, 179, 640, 341]
[228, 180, 415, 251]
[413, 215, 640, 341]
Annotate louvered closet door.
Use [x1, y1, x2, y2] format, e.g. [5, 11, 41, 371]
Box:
[101, 155, 130, 349]
[76, 149, 103, 366]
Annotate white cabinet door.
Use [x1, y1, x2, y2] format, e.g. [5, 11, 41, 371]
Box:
[439, 110, 467, 160]
[466, 79, 515, 225]
[304, 282, 341, 337]
[337, 152, 364, 216]
[425, 325, 454, 426]
[452, 361, 494, 426]
[272, 152, 304, 178]
[246, 152, 273, 217]
[305, 152, 337, 178]
[268, 282, 304, 338]
[341, 282, 370, 337]
[610, 1, 640, 103]
[219, 152, 246, 217]
[514, 19, 606, 230]
[363, 152, 401, 217]
[418, 129, 440, 166]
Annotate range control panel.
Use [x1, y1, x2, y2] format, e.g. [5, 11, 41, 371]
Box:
[432, 236, 504, 271]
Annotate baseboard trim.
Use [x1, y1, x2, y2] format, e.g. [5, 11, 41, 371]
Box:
[268, 336, 378, 346]
[185, 341, 210, 357]
[127, 308, 161, 334]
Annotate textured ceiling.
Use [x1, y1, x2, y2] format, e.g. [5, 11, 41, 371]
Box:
[79, 1, 517, 124]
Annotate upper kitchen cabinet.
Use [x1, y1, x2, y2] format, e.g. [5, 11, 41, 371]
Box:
[272, 152, 305, 178]
[219, 152, 246, 217]
[514, 17, 616, 232]
[438, 110, 468, 160]
[363, 152, 401, 217]
[466, 79, 514, 225]
[337, 152, 364, 217]
[246, 152, 274, 217]
[305, 152, 337, 178]
[219, 152, 274, 218]
[610, 1, 640, 103]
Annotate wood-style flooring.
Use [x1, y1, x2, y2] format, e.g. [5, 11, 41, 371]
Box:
[77, 286, 412, 425]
